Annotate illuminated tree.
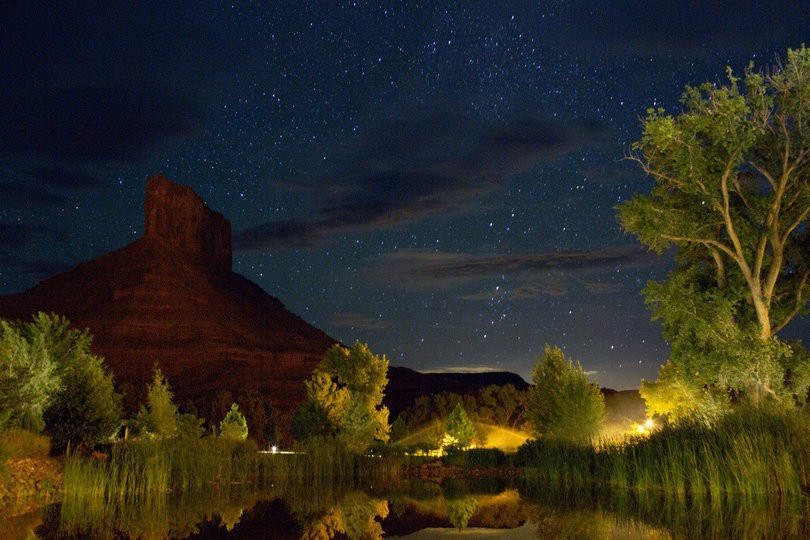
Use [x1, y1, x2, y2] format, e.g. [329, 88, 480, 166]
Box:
[618, 46, 810, 406]
[133, 366, 178, 438]
[0, 313, 121, 452]
[219, 403, 248, 441]
[294, 341, 390, 452]
[446, 403, 477, 449]
[447, 495, 478, 530]
[0, 316, 61, 431]
[528, 345, 605, 444]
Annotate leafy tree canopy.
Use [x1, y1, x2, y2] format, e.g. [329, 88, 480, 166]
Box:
[618, 46, 810, 408]
[0, 316, 61, 431]
[294, 341, 390, 452]
[528, 345, 605, 445]
[0, 313, 121, 452]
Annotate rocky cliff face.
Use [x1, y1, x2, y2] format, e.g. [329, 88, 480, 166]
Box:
[144, 175, 232, 273]
[0, 176, 335, 412]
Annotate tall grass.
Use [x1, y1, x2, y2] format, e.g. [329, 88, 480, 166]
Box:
[63, 435, 402, 504]
[0, 428, 50, 459]
[58, 434, 402, 536]
[519, 405, 810, 498]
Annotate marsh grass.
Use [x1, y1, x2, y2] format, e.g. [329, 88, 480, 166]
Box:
[58, 435, 401, 537]
[520, 405, 810, 498]
[63, 435, 401, 506]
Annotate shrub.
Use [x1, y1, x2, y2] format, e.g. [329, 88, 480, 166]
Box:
[443, 447, 506, 468]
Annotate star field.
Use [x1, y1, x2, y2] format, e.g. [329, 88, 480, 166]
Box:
[1, 2, 809, 389]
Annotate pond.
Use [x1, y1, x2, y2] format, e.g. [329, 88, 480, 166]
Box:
[5, 476, 810, 539]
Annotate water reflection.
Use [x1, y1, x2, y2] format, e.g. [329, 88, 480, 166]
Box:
[21, 477, 810, 539]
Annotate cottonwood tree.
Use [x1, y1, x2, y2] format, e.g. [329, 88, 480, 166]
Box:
[44, 350, 121, 453]
[476, 384, 529, 430]
[618, 47, 810, 410]
[293, 341, 390, 452]
[0, 317, 61, 431]
[0, 313, 121, 452]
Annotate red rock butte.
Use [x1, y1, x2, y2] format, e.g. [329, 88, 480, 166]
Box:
[0, 175, 337, 412]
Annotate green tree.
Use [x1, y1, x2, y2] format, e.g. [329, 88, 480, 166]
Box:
[0, 313, 121, 452]
[290, 399, 331, 440]
[447, 495, 478, 530]
[446, 403, 477, 449]
[528, 345, 605, 444]
[219, 403, 248, 441]
[294, 341, 390, 452]
[476, 384, 529, 430]
[0, 317, 61, 431]
[44, 352, 121, 453]
[389, 416, 408, 442]
[133, 367, 178, 438]
[176, 412, 205, 439]
[618, 47, 810, 406]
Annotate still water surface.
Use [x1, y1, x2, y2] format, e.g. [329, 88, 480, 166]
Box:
[5, 477, 810, 539]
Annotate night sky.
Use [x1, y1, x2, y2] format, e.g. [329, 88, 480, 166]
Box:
[2, 2, 809, 390]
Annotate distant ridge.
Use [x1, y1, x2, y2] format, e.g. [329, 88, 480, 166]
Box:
[385, 366, 529, 418]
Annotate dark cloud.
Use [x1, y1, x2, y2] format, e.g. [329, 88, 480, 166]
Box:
[235, 220, 321, 250]
[378, 245, 654, 297]
[0, 222, 66, 251]
[584, 282, 624, 295]
[420, 366, 503, 375]
[400, 246, 650, 281]
[3, 258, 74, 284]
[0, 81, 203, 163]
[235, 111, 603, 251]
[0, 182, 66, 208]
[0, 222, 72, 292]
[331, 312, 391, 330]
[511, 281, 569, 298]
[24, 166, 111, 191]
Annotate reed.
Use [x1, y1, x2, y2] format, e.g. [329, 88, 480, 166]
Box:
[520, 405, 810, 497]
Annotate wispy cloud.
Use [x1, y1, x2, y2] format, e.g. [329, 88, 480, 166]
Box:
[234, 111, 604, 251]
[378, 245, 654, 299]
[331, 312, 391, 330]
[419, 366, 504, 374]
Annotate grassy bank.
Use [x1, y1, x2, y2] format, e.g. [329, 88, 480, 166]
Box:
[518, 406, 810, 498]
